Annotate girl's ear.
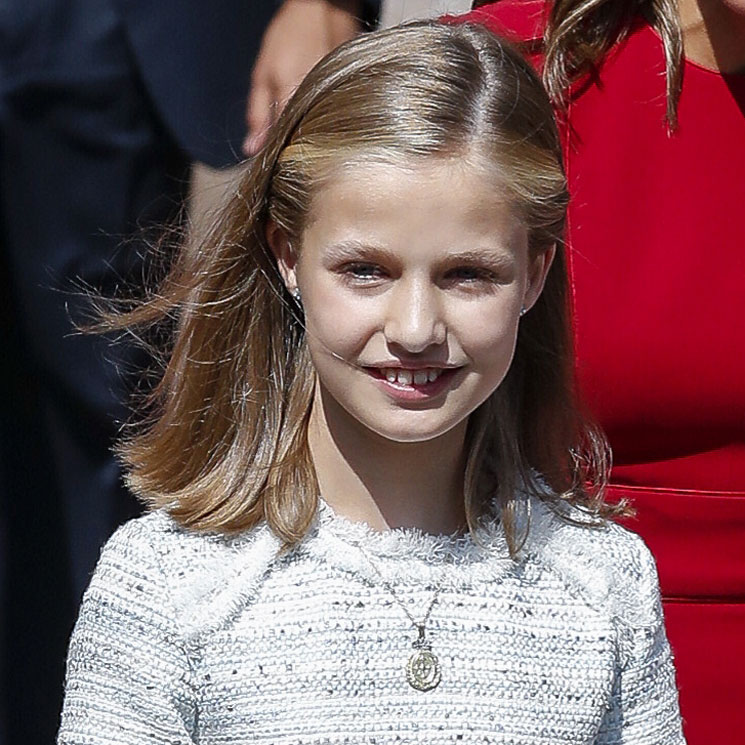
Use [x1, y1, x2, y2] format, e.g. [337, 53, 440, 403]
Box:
[523, 244, 556, 312]
[266, 219, 298, 291]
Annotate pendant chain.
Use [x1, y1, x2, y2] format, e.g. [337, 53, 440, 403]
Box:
[356, 545, 443, 645]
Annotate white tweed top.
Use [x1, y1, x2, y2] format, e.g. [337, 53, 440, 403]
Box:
[58, 497, 685, 745]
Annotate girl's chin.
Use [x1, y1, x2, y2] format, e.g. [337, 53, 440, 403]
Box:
[354, 413, 469, 446]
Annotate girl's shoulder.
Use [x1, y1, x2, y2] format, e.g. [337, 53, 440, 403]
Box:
[526, 499, 664, 630]
[451, 0, 547, 43]
[99, 509, 271, 573]
[90, 510, 280, 637]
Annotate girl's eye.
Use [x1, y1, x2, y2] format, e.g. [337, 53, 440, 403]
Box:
[446, 266, 498, 283]
[342, 263, 386, 281]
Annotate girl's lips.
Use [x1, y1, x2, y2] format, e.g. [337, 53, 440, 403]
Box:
[364, 366, 461, 400]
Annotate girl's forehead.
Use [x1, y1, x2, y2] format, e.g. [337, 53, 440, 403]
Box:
[326, 151, 503, 186]
[301, 157, 528, 260]
[307, 154, 519, 219]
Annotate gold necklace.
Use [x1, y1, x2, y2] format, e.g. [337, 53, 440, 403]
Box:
[357, 545, 443, 692]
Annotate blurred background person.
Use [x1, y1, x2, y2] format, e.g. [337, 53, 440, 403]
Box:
[0, 1, 375, 742]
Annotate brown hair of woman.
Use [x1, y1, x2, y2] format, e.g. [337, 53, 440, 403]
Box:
[100, 21, 622, 555]
[472, 0, 683, 125]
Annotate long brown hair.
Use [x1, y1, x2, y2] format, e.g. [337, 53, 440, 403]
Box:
[101, 21, 620, 555]
[472, 0, 684, 126]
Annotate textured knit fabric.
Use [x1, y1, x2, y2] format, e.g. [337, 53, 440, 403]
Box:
[450, 4, 745, 743]
[58, 498, 684, 744]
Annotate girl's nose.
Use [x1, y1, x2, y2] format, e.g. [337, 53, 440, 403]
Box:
[383, 281, 446, 353]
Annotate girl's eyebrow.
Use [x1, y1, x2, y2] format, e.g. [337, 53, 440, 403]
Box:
[321, 241, 401, 266]
[441, 249, 516, 269]
[322, 242, 516, 267]
[322, 240, 391, 259]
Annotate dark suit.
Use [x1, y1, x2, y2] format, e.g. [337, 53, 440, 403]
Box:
[0, 1, 275, 741]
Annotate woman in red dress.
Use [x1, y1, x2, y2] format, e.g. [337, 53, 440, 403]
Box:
[452, 2, 745, 743]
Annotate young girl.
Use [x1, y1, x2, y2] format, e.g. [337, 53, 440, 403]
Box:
[57, 21, 685, 745]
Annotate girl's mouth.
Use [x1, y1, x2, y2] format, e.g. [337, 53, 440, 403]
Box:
[364, 366, 460, 399]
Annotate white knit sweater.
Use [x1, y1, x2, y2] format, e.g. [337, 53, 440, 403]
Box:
[58, 498, 685, 745]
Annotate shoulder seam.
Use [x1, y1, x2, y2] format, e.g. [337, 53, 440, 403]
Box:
[125, 515, 197, 666]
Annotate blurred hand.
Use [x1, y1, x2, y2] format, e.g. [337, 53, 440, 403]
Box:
[243, 0, 362, 155]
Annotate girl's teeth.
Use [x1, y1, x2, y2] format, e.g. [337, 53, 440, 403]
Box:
[379, 368, 445, 385]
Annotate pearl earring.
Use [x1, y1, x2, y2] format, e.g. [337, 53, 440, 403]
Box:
[520, 306, 528, 317]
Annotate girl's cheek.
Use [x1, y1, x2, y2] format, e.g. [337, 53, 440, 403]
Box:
[308, 309, 379, 355]
[461, 318, 517, 350]
[314, 296, 381, 331]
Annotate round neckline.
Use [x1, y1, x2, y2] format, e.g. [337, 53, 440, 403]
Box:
[316, 498, 505, 564]
[295, 499, 516, 588]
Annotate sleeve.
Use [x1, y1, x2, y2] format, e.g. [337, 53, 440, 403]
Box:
[57, 519, 196, 745]
[593, 539, 686, 745]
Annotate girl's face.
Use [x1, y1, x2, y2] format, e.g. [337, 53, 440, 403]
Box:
[272, 158, 553, 445]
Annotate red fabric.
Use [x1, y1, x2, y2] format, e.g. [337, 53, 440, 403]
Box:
[454, 3, 745, 743]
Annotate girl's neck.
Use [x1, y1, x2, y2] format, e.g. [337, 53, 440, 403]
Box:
[307, 388, 467, 536]
[677, 0, 745, 73]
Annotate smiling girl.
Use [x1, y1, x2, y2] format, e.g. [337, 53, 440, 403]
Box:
[58, 21, 684, 745]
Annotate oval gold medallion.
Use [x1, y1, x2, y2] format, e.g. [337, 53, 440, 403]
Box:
[406, 648, 441, 691]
